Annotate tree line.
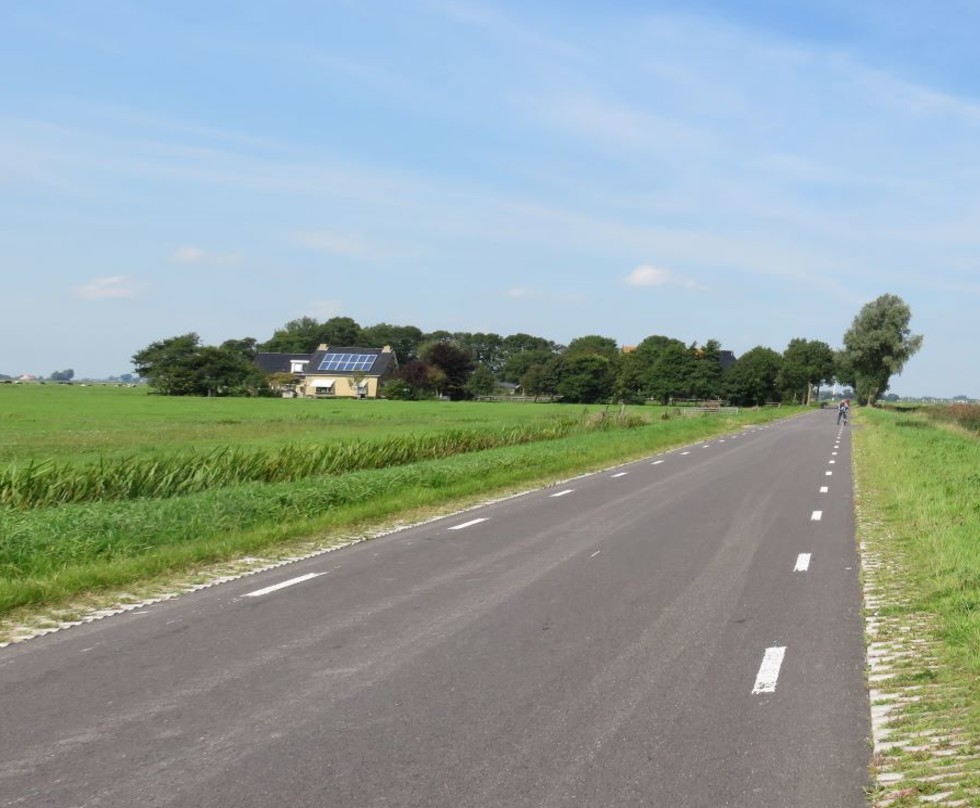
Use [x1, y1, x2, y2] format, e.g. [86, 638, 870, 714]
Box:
[131, 294, 922, 406]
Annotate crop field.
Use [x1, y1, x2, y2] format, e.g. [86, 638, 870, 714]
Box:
[0, 384, 798, 630]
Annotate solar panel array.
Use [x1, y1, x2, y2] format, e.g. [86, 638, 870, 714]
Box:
[317, 353, 377, 372]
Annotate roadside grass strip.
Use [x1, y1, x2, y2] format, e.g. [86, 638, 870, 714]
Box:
[855, 408, 980, 807]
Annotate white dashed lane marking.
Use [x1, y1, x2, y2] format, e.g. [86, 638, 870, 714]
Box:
[449, 518, 488, 531]
[811, 511, 823, 521]
[611, 472, 628, 478]
[550, 489, 574, 498]
[651, 460, 664, 465]
[820, 486, 829, 493]
[794, 553, 812, 572]
[752, 647, 787, 694]
[244, 572, 325, 598]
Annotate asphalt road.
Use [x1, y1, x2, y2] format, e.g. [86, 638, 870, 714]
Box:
[0, 410, 869, 807]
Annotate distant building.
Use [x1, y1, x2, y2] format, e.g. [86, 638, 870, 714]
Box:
[255, 344, 398, 399]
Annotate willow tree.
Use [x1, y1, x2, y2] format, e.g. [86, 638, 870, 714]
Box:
[839, 294, 923, 405]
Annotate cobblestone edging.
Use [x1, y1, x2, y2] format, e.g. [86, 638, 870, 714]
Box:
[860, 519, 980, 806]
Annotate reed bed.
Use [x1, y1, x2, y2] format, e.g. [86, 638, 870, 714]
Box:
[923, 402, 980, 435]
[0, 413, 644, 509]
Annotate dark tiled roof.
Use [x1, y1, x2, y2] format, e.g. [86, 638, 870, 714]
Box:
[254, 353, 312, 374]
[257, 347, 398, 377]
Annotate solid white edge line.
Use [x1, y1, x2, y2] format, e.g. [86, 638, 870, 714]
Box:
[449, 518, 488, 531]
[752, 646, 787, 694]
[811, 510, 823, 521]
[244, 572, 324, 598]
[550, 489, 574, 497]
[794, 553, 812, 572]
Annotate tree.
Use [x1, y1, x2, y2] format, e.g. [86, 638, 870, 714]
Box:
[49, 369, 74, 381]
[501, 347, 557, 383]
[465, 364, 498, 398]
[724, 347, 783, 406]
[360, 323, 424, 362]
[452, 332, 505, 374]
[423, 341, 475, 399]
[395, 359, 434, 398]
[556, 354, 615, 404]
[839, 294, 923, 405]
[614, 350, 648, 404]
[321, 316, 362, 346]
[132, 333, 267, 396]
[688, 340, 725, 400]
[220, 338, 258, 362]
[649, 341, 696, 404]
[565, 335, 619, 360]
[779, 338, 836, 404]
[132, 333, 205, 395]
[260, 317, 327, 353]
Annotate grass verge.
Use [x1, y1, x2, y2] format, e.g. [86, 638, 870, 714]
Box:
[854, 407, 980, 805]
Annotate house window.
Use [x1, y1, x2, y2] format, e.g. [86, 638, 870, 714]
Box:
[315, 381, 335, 397]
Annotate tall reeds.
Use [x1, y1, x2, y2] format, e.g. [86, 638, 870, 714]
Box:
[0, 413, 644, 509]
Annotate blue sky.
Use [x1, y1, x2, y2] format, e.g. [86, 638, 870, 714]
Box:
[2, 1, 978, 396]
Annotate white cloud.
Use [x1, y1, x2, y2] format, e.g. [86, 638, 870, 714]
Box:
[625, 265, 704, 290]
[171, 245, 243, 265]
[74, 276, 137, 300]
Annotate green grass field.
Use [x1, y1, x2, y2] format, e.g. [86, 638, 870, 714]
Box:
[0, 383, 627, 464]
[0, 384, 798, 625]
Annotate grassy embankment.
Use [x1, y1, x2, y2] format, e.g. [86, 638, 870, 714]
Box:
[854, 404, 980, 747]
[0, 385, 798, 625]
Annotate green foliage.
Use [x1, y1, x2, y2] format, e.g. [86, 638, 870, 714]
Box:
[688, 339, 725, 400]
[501, 347, 557, 383]
[360, 323, 424, 362]
[556, 354, 615, 403]
[422, 341, 475, 399]
[649, 341, 696, 404]
[465, 364, 498, 398]
[380, 378, 417, 400]
[565, 334, 620, 359]
[260, 315, 364, 353]
[779, 338, 835, 404]
[132, 333, 267, 397]
[839, 293, 923, 405]
[725, 346, 783, 406]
